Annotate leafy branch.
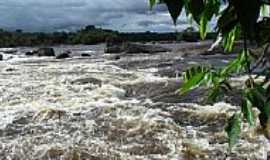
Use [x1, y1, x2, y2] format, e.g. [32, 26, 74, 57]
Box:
[149, 0, 270, 152]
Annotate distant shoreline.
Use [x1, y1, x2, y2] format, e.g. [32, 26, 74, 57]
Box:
[0, 25, 217, 48]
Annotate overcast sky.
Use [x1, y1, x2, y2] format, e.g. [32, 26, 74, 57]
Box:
[0, 0, 193, 32]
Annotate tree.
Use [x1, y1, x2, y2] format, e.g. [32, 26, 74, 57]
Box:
[150, 0, 270, 151]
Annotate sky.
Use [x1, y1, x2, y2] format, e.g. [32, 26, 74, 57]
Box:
[0, 0, 192, 32]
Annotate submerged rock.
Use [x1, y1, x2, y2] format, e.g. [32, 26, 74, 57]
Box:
[105, 41, 171, 54]
[81, 53, 91, 57]
[0, 54, 2, 60]
[105, 43, 124, 53]
[56, 51, 71, 59]
[36, 48, 55, 57]
[71, 77, 102, 86]
[25, 51, 35, 56]
[104, 36, 124, 53]
[124, 42, 171, 54]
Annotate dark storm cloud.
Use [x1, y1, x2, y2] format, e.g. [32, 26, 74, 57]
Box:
[0, 0, 188, 32]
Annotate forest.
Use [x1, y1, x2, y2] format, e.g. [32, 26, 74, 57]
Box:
[0, 25, 218, 47]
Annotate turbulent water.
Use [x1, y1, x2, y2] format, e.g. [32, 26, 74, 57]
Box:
[0, 43, 269, 160]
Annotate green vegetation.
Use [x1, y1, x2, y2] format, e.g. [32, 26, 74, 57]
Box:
[0, 26, 118, 47]
[150, 0, 270, 152]
[0, 25, 218, 47]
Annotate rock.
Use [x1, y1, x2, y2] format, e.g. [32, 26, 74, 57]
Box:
[123, 80, 183, 103]
[71, 77, 102, 86]
[25, 51, 34, 56]
[114, 55, 121, 60]
[104, 36, 124, 53]
[124, 43, 171, 54]
[81, 53, 91, 57]
[0, 54, 2, 61]
[56, 51, 71, 59]
[105, 45, 124, 53]
[25, 50, 37, 56]
[181, 27, 200, 42]
[105, 41, 171, 54]
[36, 48, 55, 57]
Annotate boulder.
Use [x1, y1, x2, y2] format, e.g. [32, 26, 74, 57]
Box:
[114, 55, 121, 60]
[56, 51, 71, 59]
[124, 43, 171, 54]
[36, 48, 55, 57]
[104, 36, 124, 53]
[25, 51, 36, 56]
[0, 54, 2, 61]
[105, 42, 171, 54]
[81, 53, 91, 57]
[182, 33, 199, 42]
[105, 45, 124, 53]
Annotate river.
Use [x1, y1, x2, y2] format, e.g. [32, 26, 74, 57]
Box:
[0, 42, 269, 159]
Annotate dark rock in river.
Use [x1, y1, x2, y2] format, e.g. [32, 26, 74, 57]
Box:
[114, 55, 121, 60]
[25, 51, 36, 56]
[105, 43, 124, 54]
[182, 33, 199, 42]
[56, 51, 71, 59]
[105, 41, 171, 54]
[105, 45, 124, 53]
[36, 48, 55, 57]
[71, 77, 102, 86]
[123, 80, 203, 103]
[124, 43, 171, 54]
[0, 54, 2, 61]
[105, 36, 124, 53]
[81, 53, 91, 57]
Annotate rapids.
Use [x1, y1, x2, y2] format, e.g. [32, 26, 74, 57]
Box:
[0, 43, 269, 160]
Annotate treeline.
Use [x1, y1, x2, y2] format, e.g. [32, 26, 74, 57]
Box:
[0, 25, 217, 47]
[0, 25, 117, 47]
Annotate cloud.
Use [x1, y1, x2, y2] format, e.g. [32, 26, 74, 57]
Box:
[0, 0, 190, 32]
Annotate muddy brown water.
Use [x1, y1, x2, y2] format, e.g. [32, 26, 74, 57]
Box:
[0, 42, 269, 159]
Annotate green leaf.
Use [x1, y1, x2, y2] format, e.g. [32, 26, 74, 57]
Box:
[207, 80, 232, 102]
[207, 86, 222, 102]
[225, 113, 242, 150]
[149, 0, 156, 9]
[241, 98, 255, 126]
[221, 49, 251, 76]
[223, 25, 240, 52]
[180, 72, 205, 94]
[180, 66, 211, 94]
[245, 87, 266, 112]
[199, 14, 208, 40]
[261, 5, 269, 17]
[163, 0, 184, 25]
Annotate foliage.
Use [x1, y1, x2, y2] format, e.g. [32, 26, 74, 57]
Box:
[225, 113, 241, 150]
[0, 26, 118, 47]
[150, 0, 270, 152]
[0, 26, 218, 47]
